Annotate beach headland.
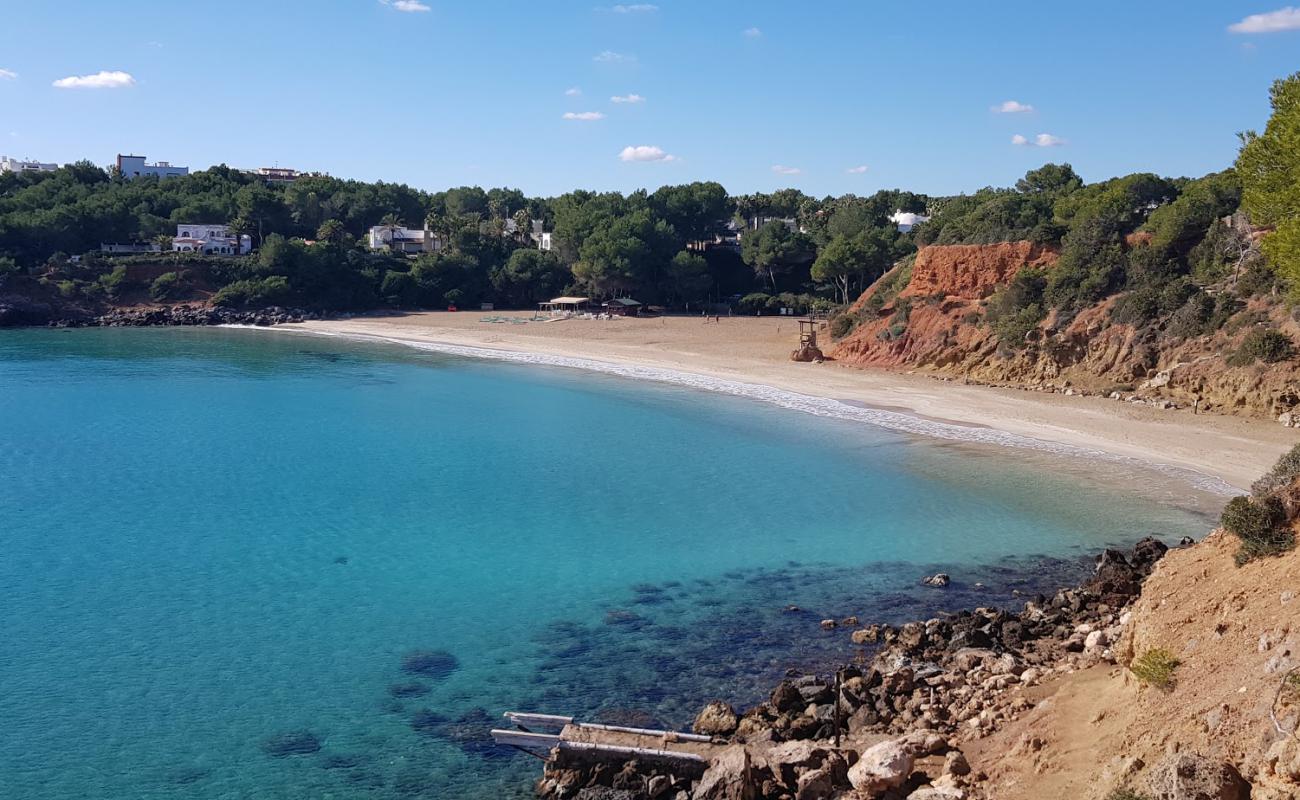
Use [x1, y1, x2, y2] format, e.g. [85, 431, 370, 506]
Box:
[286, 311, 1295, 493]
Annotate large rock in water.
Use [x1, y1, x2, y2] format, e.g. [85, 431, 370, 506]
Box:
[692, 701, 739, 736]
[693, 745, 755, 800]
[847, 738, 913, 795]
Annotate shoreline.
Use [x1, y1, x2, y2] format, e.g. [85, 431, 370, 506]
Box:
[260, 312, 1296, 493]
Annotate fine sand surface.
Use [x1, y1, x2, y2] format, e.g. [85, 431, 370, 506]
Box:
[287, 311, 1297, 492]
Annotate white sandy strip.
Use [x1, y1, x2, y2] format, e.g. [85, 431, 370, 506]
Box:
[224, 324, 1239, 497]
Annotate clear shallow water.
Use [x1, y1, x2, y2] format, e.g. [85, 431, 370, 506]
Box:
[0, 328, 1218, 799]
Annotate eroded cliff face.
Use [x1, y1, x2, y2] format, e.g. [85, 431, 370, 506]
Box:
[901, 242, 1059, 300]
[831, 242, 1300, 421]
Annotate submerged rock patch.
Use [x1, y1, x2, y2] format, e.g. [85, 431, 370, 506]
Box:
[400, 649, 459, 680]
[261, 730, 323, 757]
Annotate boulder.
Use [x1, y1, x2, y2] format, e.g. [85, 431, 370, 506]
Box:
[852, 626, 882, 645]
[694, 745, 756, 800]
[1145, 753, 1250, 800]
[847, 739, 913, 795]
[922, 573, 951, 588]
[944, 749, 971, 777]
[770, 681, 806, 714]
[693, 701, 740, 737]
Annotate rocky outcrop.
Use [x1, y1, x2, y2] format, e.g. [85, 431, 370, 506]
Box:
[76, 305, 317, 327]
[532, 538, 1174, 800]
[0, 294, 64, 326]
[831, 242, 1300, 421]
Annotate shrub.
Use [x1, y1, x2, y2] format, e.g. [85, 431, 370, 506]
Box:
[738, 292, 773, 314]
[212, 276, 292, 308]
[1252, 444, 1300, 496]
[1130, 648, 1180, 690]
[1220, 495, 1294, 565]
[1236, 262, 1276, 298]
[97, 266, 129, 300]
[149, 271, 186, 301]
[1227, 328, 1295, 366]
[829, 312, 859, 339]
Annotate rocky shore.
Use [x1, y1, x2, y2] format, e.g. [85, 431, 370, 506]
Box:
[0, 295, 318, 328]
[533, 537, 1185, 800]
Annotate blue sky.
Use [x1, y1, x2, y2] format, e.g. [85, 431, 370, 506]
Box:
[1, 1, 1297, 197]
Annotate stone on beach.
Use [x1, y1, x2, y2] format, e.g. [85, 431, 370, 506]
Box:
[693, 700, 740, 736]
[847, 738, 914, 794]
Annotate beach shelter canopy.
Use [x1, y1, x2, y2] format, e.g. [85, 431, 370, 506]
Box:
[547, 296, 590, 305]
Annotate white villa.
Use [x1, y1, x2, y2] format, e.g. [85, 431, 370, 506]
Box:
[1, 156, 58, 174]
[368, 225, 441, 255]
[173, 224, 252, 255]
[890, 211, 931, 232]
[117, 154, 189, 180]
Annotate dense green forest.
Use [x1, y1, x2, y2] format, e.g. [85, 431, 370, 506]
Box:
[1, 72, 1295, 320]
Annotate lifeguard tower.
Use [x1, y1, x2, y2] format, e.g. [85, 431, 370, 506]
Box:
[790, 312, 826, 362]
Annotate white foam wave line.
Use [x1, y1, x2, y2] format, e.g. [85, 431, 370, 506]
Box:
[224, 324, 1239, 497]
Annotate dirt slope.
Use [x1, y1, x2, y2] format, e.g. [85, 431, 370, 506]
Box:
[966, 528, 1300, 799]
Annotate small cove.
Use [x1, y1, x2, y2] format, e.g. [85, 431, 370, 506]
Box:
[0, 327, 1219, 799]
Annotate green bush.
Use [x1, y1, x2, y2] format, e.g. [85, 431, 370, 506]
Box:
[1130, 648, 1180, 690]
[829, 312, 859, 339]
[1252, 444, 1300, 496]
[988, 267, 1048, 348]
[1227, 328, 1295, 366]
[1236, 262, 1277, 298]
[97, 266, 129, 300]
[211, 276, 292, 308]
[1221, 495, 1294, 565]
[149, 271, 186, 301]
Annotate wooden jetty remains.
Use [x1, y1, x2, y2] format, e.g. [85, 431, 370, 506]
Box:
[491, 711, 724, 777]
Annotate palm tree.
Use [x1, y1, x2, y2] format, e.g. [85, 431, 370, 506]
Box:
[378, 213, 404, 251]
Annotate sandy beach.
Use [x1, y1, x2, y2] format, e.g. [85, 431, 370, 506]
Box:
[287, 311, 1297, 492]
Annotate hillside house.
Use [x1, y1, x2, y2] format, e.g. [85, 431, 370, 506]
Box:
[173, 224, 252, 255]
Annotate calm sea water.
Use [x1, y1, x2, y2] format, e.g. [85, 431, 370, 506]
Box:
[0, 328, 1218, 799]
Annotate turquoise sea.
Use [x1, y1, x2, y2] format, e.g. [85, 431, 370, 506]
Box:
[0, 327, 1219, 799]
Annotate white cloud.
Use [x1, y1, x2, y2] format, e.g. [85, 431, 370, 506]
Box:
[1228, 6, 1300, 33]
[846, 165, 869, 174]
[595, 50, 635, 63]
[612, 4, 658, 12]
[619, 145, 677, 162]
[993, 100, 1034, 114]
[743, 27, 762, 38]
[771, 165, 801, 175]
[1012, 133, 1066, 147]
[380, 0, 431, 12]
[52, 70, 135, 89]
[610, 93, 645, 104]
[0, 69, 17, 81]
[563, 111, 605, 121]
[565, 87, 582, 96]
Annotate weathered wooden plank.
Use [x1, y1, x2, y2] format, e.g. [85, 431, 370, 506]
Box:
[489, 729, 563, 749]
[574, 722, 714, 743]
